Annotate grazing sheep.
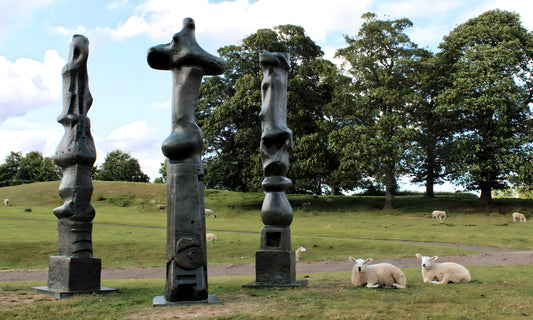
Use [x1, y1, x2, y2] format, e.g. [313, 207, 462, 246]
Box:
[326, 198, 334, 203]
[4, 198, 9, 206]
[157, 204, 166, 210]
[301, 202, 311, 207]
[431, 210, 447, 220]
[295, 246, 306, 260]
[205, 208, 216, 218]
[512, 212, 527, 223]
[349, 257, 407, 289]
[206, 233, 217, 241]
[416, 254, 471, 284]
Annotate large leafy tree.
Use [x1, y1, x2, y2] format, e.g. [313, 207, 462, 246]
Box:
[408, 55, 456, 198]
[436, 9, 533, 206]
[334, 13, 430, 208]
[198, 25, 347, 194]
[0, 151, 23, 181]
[94, 150, 149, 182]
[16, 151, 61, 182]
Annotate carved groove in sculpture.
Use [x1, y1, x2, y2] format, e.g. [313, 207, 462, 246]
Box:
[147, 18, 226, 304]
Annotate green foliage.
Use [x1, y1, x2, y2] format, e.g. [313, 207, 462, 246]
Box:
[436, 10, 533, 206]
[334, 13, 430, 208]
[198, 25, 349, 194]
[0, 151, 60, 184]
[94, 150, 149, 183]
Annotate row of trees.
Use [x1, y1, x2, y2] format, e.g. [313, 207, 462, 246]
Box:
[195, 9, 533, 208]
[0, 150, 149, 185]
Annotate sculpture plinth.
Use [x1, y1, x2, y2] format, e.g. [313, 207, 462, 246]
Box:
[147, 18, 225, 306]
[243, 51, 307, 288]
[32, 35, 116, 299]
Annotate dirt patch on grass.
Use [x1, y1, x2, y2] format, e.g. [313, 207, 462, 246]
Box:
[0, 291, 53, 308]
[128, 304, 234, 319]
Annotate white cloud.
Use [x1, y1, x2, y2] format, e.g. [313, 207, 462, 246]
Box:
[0, 50, 64, 123]
[108, 120, 147, 140]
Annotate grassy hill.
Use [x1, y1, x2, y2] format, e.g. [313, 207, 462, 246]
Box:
[0, 181, 531, 270]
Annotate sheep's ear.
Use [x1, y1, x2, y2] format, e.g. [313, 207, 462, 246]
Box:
[416, 254, 422, 259]
[430, 256, 438, 261]
[364, 258, 373, 264]
[349, 256, 356, 263]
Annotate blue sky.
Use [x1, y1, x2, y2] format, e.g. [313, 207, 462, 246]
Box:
[1, 0, 532, 188]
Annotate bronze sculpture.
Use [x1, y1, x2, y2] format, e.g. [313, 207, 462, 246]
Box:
[147, 18, 225, 305]
[32, 35, 116, 299]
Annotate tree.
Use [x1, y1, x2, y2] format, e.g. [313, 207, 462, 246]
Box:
[334, 13, 429, 208]
[16, 151, 61, 182]
[436, 10, 533, 206]
[0, 151, 23, 181]
[198, 25, 348, 193]
[154, 159, 167, 184]
[407, 54, 456, 198]
[94, 150, 149, 182]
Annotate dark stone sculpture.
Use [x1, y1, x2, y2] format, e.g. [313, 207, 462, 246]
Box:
[32, 35, 116, 299]
[147, 18, 225, 306]
[243, 51, 307, 288]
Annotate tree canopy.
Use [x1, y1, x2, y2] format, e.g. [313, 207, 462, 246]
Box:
[333, 12, 431, 208]
[94, 150, 149, 183]
[436, 9, 533, 206]
[197, 25, 350, 194]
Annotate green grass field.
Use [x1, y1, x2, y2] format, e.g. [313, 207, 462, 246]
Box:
[0, 181, 532, 319]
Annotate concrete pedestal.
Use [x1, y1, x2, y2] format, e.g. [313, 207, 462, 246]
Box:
[31, 256, 117, 299]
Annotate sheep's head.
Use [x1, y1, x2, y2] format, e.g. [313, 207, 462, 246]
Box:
[416, 254, 438, 269]
[297, 247, 306, 252]
[349, 257, 373, 272]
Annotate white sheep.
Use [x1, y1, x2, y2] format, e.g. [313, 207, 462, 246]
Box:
[295, 246, 306, 260]
[4, 198, 9, 206]
[205, 208, 216, 218]
[512, 212, 527, 223]
[416, 254, 471, 284]
[206, 233, 217, 241]
[349, 257, 407, 289]
[156, 204, 166, 210]
[431, 210, 447, 220]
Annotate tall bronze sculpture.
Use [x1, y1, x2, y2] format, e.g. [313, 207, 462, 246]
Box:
[244, 51, 307, 288]
[32, 35, 116, 299]
[147, 18, 225, 306]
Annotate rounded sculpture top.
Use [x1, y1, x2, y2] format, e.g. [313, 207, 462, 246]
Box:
[147, 18, 226, 75]
[66, 34, 89, 71]
[259, 50, 289, 71]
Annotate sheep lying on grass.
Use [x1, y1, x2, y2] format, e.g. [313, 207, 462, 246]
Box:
[416, 254, 471, 284]
[349, 257, 406, 289]
[431, 210, 447, 220]
[512, 212, 527, 223]
[206, 233, 217, 241]
[156, 204, 166, 210]
[295, 246, 306, 260]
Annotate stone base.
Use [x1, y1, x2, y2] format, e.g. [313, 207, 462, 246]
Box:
[255, 250, 296, 284]
[242, 279, 308, 288]
[31, 286, 118, 300]
[153, 294, 222, 307]
[47, 256, 102, 292]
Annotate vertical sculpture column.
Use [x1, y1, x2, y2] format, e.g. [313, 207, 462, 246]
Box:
[31, 35, 116, 299]
[147, 18, 225, 306]
[244, 51, 307, 288]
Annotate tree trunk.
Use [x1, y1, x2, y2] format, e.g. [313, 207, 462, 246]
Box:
[384, 183, 395, 209]
[424, 175, 435, 198]
[478, 185, 493, 207]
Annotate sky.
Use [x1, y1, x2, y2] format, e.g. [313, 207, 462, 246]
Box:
[1, 0, 532, 191]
